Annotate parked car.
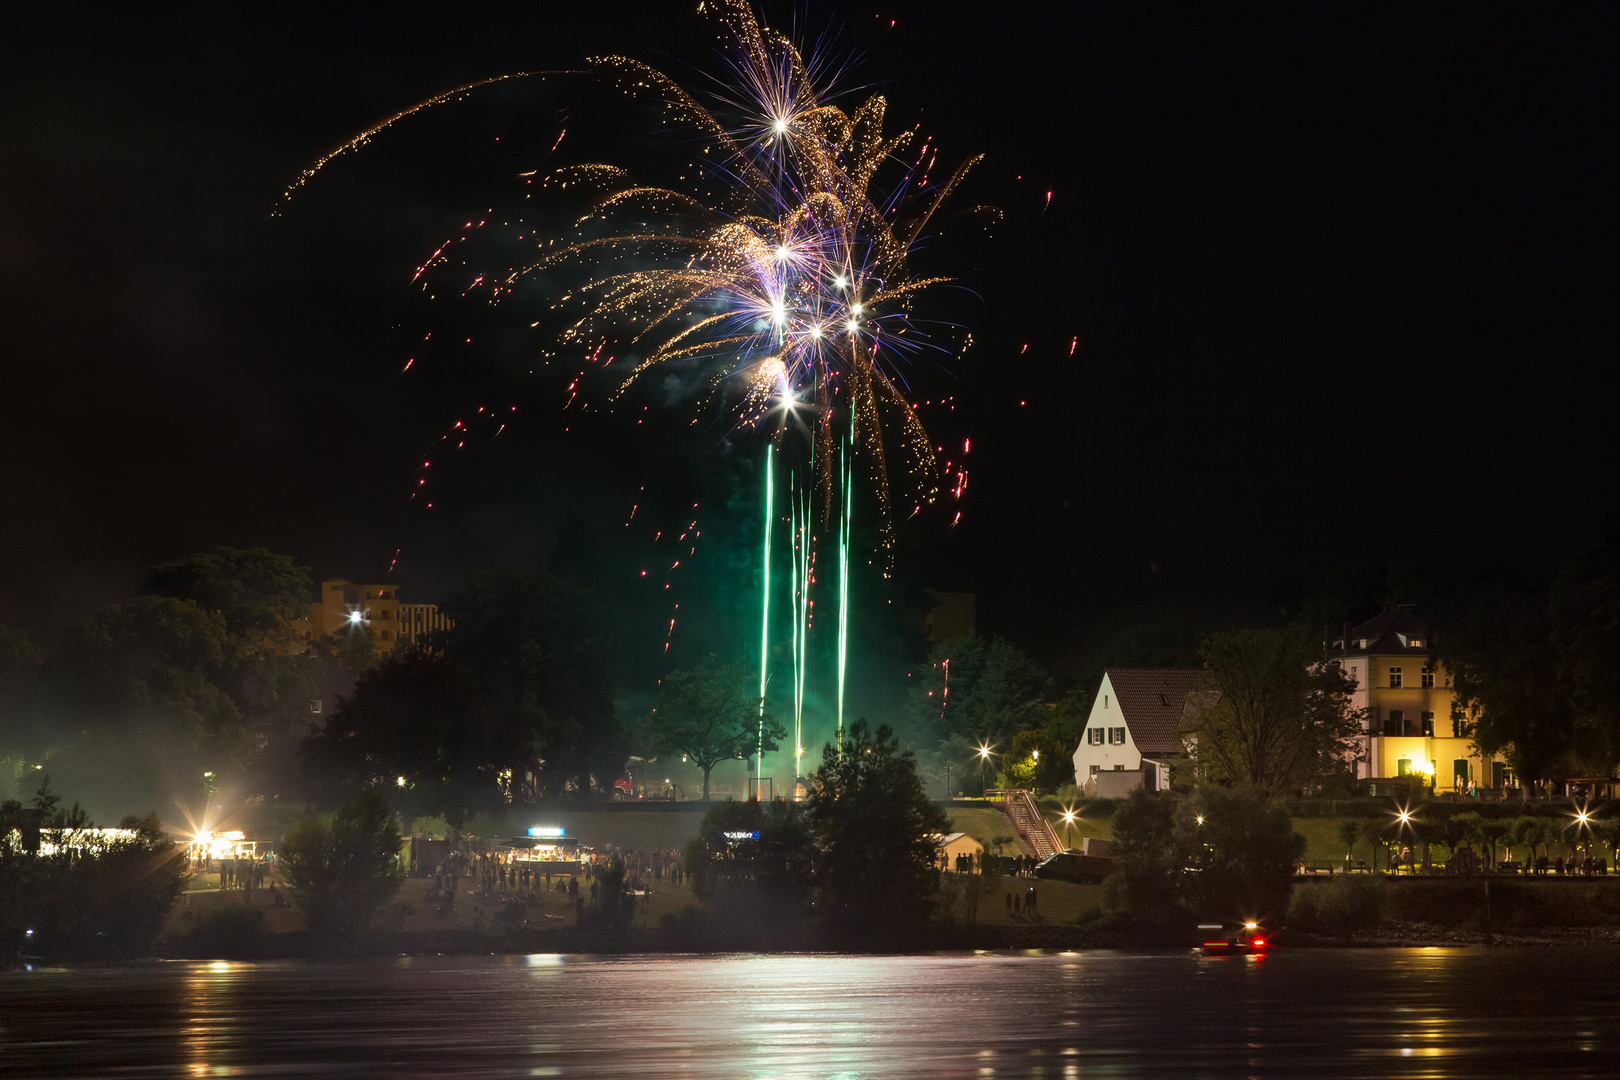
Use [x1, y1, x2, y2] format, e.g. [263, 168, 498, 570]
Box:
[1034, 850, 1115, 885]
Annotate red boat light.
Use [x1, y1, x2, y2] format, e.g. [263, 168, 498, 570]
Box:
[1251, 938, 1266, 947]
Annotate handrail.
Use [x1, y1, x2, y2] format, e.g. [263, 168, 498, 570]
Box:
[985, 788, 1064, 857]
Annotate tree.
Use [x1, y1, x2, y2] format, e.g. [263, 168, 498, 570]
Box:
[1106, 786, 1304, 920]
[142, 547, 313, 654]
[580, 854, 637, 938]
[1103, 786, 1180, 915]
[1338, 818, 1361, 869]
[300, 648, 532, 824]
[809, 719, 949, 944]
[905, 634, 1051, 752]
[280, 788, 404, 936]
[1478, 817, 1511, 869]
[0, 779, 186, 960]
[1182, 626, 1361, 797]
[1179, 787, 1304, 920]
[42, 595, 249, 818]
[0, 627, 44, 802]
[683, 797, 816, 940]
[643, 657, 782, 800]
[438, 566, 620, 798]
[1004, 728, 1068, 789]
[1431, 537, 1620, 787]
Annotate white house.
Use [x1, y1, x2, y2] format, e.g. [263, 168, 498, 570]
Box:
[1072, 669, 1206, 795]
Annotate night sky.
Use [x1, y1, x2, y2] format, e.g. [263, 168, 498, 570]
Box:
[5, 2, 1617, 672]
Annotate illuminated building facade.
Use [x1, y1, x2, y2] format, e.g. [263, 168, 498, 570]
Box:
[1328, 610, 1508, 791]
[1070, 669, 1204, 795]
[292, 579, 449, 659]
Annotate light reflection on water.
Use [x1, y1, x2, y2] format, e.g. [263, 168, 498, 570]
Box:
[5, 947, 1620, 1077]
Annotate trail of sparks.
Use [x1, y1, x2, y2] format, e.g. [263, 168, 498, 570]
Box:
[278, 72, 557, 210]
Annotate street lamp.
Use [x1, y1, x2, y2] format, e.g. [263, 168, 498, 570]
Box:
[1061, 809, 1076, 850]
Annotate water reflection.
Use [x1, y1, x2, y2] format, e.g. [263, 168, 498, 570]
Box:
[6, 948, 1620, 1077]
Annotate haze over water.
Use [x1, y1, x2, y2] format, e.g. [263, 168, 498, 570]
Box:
[7, 948, 1618, 1077]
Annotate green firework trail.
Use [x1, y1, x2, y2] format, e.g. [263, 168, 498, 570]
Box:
[756, 443, 773, 792]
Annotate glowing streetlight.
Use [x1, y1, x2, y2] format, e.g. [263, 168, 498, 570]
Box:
[1196, 815, 1205, 826]
[1061, 809, 1076, 849]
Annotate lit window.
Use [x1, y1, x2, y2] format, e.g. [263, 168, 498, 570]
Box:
[1389, 667, 1403, 688]
[1397, 758, 1412, 776]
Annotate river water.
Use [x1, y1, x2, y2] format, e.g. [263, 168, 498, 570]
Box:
[5, 948, 1618, 1077]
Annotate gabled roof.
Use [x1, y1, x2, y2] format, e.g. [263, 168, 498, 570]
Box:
[1327, 609, 1430, 657]
[1103, 669, 1207, 755]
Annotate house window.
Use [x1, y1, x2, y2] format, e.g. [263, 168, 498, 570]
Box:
[1088, 728, 1104, 746]
[310, 699, 322, 714]
[1385, 709, 1404, 736]
[1103, 695, 1109, 709]
[1090, 765, 1100, 775]
[1452, 716, 1473, 739]
[1109, 727, 1126, 745]
[1421, 665, 1434, 689]
[1114, 764, 1124, 771]
[379, 631, 390, 641]
[1397, 758, 1412, 776]
[1421, 711, 1435, 737]
[1389, 667, 1403, 688]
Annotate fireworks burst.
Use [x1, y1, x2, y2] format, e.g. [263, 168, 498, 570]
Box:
[286, 1, 992, 783]
[514, 0, 995, 535]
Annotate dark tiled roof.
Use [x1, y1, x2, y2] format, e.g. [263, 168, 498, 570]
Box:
[1105, 668, 1207, 755]
[1327, 610, 1430, 656]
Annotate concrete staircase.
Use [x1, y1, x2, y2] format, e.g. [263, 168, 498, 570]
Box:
[987, 788, 1063, 859]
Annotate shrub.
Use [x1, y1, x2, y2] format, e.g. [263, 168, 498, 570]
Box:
[0, 804, 187, 961]
[1288, 876, 1384, 935]
[281, 789, 403, 936]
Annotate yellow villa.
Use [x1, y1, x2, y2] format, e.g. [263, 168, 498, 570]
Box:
[1328, 610, 1511, 792]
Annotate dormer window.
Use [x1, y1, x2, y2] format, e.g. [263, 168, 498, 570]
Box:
[1158, 693, 1170, 706]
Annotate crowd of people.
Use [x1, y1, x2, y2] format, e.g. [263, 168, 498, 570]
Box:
[418, 846, 688, 917]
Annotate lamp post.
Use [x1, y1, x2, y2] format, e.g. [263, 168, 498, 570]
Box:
[1062, 810, 1075, 850]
